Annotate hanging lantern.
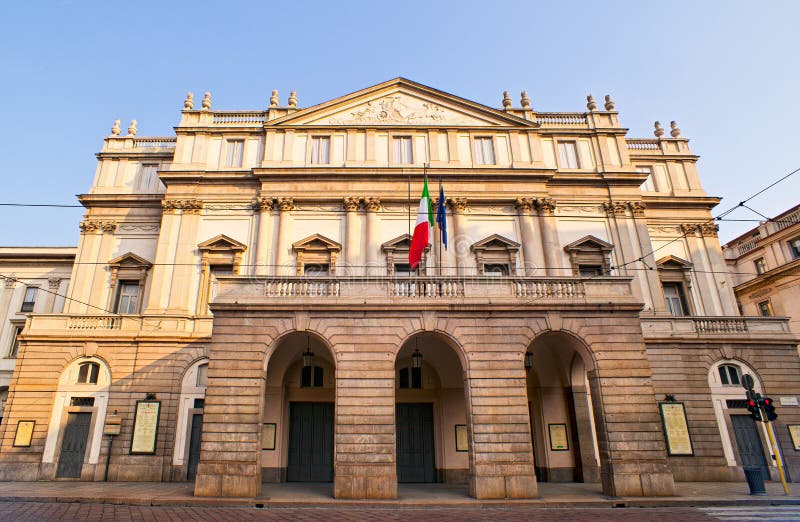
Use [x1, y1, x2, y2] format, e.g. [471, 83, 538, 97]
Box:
[412, 348, 423, 369]
[303, 336, 314, 368]
[524, 351, 533, 370]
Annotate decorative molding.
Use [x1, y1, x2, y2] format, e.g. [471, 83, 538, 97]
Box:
[513, 197, 533, 213]
[535, 197, 557, 215]
[448, 197, 468, 213]
[328, 95, 451, 125]
[79, 220, 117, 234]
[48, 277, 62, 290]
[557, 205, 604, 215]
[162, 199, 204, 214]
[364, 197, 381, 212]
[602, 201, 627, 216]
[629, 201, 646, 217]
[277, 197, 295, 211]
[680, 223, 717, 237]
[3, 275, 16, 288]
[117, 223, 160, 234]
[253, 197, 275, 211]
[343, 197, 360, 212]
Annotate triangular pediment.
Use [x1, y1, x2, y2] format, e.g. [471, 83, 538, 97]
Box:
[270, 78, 537, 128]
[198, 234, 247, 252]
[564, 235, 614, 253]
[293, 234, 341, 252]
[471, 234, 520, 252]
[656, 255, 693, 269]
[108, 252, 152, 268]
[382, 234, 412, 251]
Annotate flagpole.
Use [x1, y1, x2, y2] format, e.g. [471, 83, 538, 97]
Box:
[438, 176, 443, 278]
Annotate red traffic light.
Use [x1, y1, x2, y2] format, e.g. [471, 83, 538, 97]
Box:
[763, 398, 773, 406]
[748, 399, 757, 407]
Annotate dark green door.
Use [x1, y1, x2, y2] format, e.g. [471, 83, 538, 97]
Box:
[187, 413, 203, 481]
[731, 414, 770, 480]
[287, 402, 334, 482]
[396, 403, 436, 483]
[56, 412, 92, 478]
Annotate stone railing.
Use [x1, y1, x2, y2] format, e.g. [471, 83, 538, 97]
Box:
[213, 275, 634, 308]
[132, 137, 176, 148]
[26, 314, 213, 338]
[626, 139, 661, 152]
[535, 112, 588, 126]
[736, 236, 760, 256]
[66, 315, 122, 330]
[775, 207, 800, 231]
[640, 315, 794, 340]
[211, 111, 266, 125]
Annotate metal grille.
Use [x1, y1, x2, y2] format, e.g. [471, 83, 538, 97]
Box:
[727, 399, 748, 409]
[70, 397, 95, 407]
[193, 398, 205, 409]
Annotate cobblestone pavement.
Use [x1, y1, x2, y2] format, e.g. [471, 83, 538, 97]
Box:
[0, 502, 727, 521]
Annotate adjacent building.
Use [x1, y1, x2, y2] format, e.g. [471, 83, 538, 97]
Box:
[0, 79, 798, 500]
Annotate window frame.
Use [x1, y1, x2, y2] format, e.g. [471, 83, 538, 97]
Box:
[718, 364, 741, 386]
[474, 137, 496, 165]
[753, 257, 767, 275]
[7, 323, 23, 358]
[392, 136, 413, 165]
[20, 286, 38, 313]
[557, 140, 580, 169]
[224, 139, 245, 168]
[76, 362, 100, 385]
[757, 299, 774, 317]
[662, 281, 689, 317]
[113, 280, 141, 314]
[789, 237, 800, 260]
[310, 136, 331, 165]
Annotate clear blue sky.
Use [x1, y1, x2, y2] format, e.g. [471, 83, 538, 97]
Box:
[1, 1, 798, 246]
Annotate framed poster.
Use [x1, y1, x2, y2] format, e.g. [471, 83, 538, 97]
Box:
[455, 424, 468, 452]
[262, 423, 276, 450]
[659, 402, 694, 456]
[788, 425, 800, 451]
[130, 400, 161, 454]
[548, 423, 569, 451]
[13, 420, 35, 447]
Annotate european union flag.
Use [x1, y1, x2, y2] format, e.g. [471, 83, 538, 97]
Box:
[436, 182, 447, 250]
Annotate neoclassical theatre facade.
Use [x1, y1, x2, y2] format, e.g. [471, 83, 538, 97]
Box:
[1, 79, 799, 499]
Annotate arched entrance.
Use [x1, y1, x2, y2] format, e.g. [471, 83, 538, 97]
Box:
[261, 332, 336, 483]
[395, 332, 469, 485]
[525, 331, 600, 483]
[173, 358, 208, 481]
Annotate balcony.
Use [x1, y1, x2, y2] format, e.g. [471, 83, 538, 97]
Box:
[640, 315, 796, 343]
[211, 275, 640, 311]
[24, 314, 213, 339]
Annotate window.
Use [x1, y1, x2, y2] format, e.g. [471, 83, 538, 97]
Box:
[303, 264, 330, 277]
[7, 326, 22, 358]
[136, 164, 161, 192]
[310, 136, 330, 164]
[758, 300, 774, 317]
[663, 282, 688, 317]
[225, 140, 244, 167]
[20, 286, 38, 313]
[301, 366, 324, 387]
[70, 397, 95, 407]
[789, 237, 800, 260]
[558, 141, 580, 169]
[474, 137, 495, 165]
[196, 363, 208, 387]
[718, 365, 741, 386]
[114, 281, 140, 314]
[564, 236, 613, 277]
[637, 166, 656, 191]
[398, 367, 422, 389]
[77, 362, 100, 384]
[393, 263, 417, 277]
[753, 257, 767, 275]
[393, 136, 413, 164]
[578, 265, 604, 277]
[483, 264, 509, 277]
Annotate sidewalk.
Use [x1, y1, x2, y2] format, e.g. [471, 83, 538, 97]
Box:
[0, 480, 797, 508]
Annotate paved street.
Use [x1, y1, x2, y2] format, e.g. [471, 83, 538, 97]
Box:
[0, 502, 728, 521]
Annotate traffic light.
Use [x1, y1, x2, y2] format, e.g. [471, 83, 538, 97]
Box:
[763, 397, 778, 421]
[747, 390, 763, 422]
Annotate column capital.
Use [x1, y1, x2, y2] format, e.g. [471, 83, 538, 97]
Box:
[277, 197, 295, 211]
[48, 277, 62, 290]
[252, 196, 274, 211]
[343, 197, 360, 211]
[602, 201, 627, 216]
[628, 201, 646, 217]
[513, 197, 533, 212]
[79, 220, 101, 234]
[681, 222, 718, 237]
[364, 197, 381, 212]
[448, 197, 468, 213]
[3, 275, 16, 288]
[535, 197, 557, 215]
[162, 199, 204, 214]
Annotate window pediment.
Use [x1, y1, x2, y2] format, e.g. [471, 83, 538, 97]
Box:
[564, 235, 613, 254]
[471, 234, 521, 253]
[198, 234, 247, 253]
[292, 234, 341, 276]
[471, 235, 519, 276]
[108, 252, 152, 270]
[292, 234, 342, 254]
[656, 255, 693, 270]
[564, 235, 613, 276]
[383, 234, 429, 274]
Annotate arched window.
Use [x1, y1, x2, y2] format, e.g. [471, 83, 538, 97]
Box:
[76, 362, 100, 384]
[196, 363, 208, 387]
[718, 364, 741, 386]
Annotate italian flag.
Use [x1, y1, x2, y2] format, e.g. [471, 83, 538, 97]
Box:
[409, 175, 433, 270]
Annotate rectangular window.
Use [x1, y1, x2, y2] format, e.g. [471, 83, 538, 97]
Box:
[300, 366, 323, 387]
[393, 136, 413, 164]
[637, 166, 656, 191]
[136, 164, 160, 192]
[399, 367, 422, 389]
[225, 140, 244, 167]
[662, 282, 688, 317]
[310, 136, 331, 164]
[758, 300, 774, 317]
[196, 364, 208, 387]
[394, 263, 417, 277]
[558, 141, 580, 169]
[304, 264, 330, 277]
[578, 265, 604, 277]
[789, 237, 800, 260]
[474, 137, 495, 165]
[20, 287, 38, 313]
[483, 264, 509, 277]
[114, 281, 140, 314]
[8, 326, 22, 358]
[753, 257, 767, 275]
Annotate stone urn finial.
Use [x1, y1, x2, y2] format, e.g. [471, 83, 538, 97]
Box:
[288, 90, 298, 107]
[586, 94, 597, 111]
[202, 92, 211, 110]
[502, 91, 512, 108]
[670, 121, 681, 137]
[111, 119, 121, 135]
[520, 91, 531, 108]
[604, 95, 615, 111]
[654, 121, 665, 137]
[184, 92, 194, 110]
[269, 90, 279, 107]
[127, 119, 137, 136]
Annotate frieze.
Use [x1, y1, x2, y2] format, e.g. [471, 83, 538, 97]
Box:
[117, 223, 160, 233]
[556, 205, 604, 216]
[328, 95, 455, 125]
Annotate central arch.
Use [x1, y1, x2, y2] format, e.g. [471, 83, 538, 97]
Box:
[261, 331, 336, 484]
[394, 331, 470, 487]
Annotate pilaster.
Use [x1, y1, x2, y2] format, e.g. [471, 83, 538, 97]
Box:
[364, 198, 381, 276]
[535, 198, 560, 276]
[253, 197, 275, 276]
[449, 198, 467, 276]
[343, 197, 362, 276]
[275, 198, 295, 276]
[514, 197, 543, 276]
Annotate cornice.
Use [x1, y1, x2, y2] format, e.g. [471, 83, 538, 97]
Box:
[77, 193, 165, 208]
[733, 257, 800, 295]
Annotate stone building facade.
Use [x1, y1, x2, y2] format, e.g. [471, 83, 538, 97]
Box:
[0, 79, 798, 499]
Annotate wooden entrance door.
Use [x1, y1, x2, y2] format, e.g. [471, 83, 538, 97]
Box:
[396, 403, 436, 483]
[56, 412, 92, 478]
[731, 414, 770, 480]
[287, 402, 334, 482]
[187, 413, 203, 480]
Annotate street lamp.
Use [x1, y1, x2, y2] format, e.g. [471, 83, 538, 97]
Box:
[412, 347, 423, 369]
[303, 336, 314, 368]
[524, 351, 533, 371]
